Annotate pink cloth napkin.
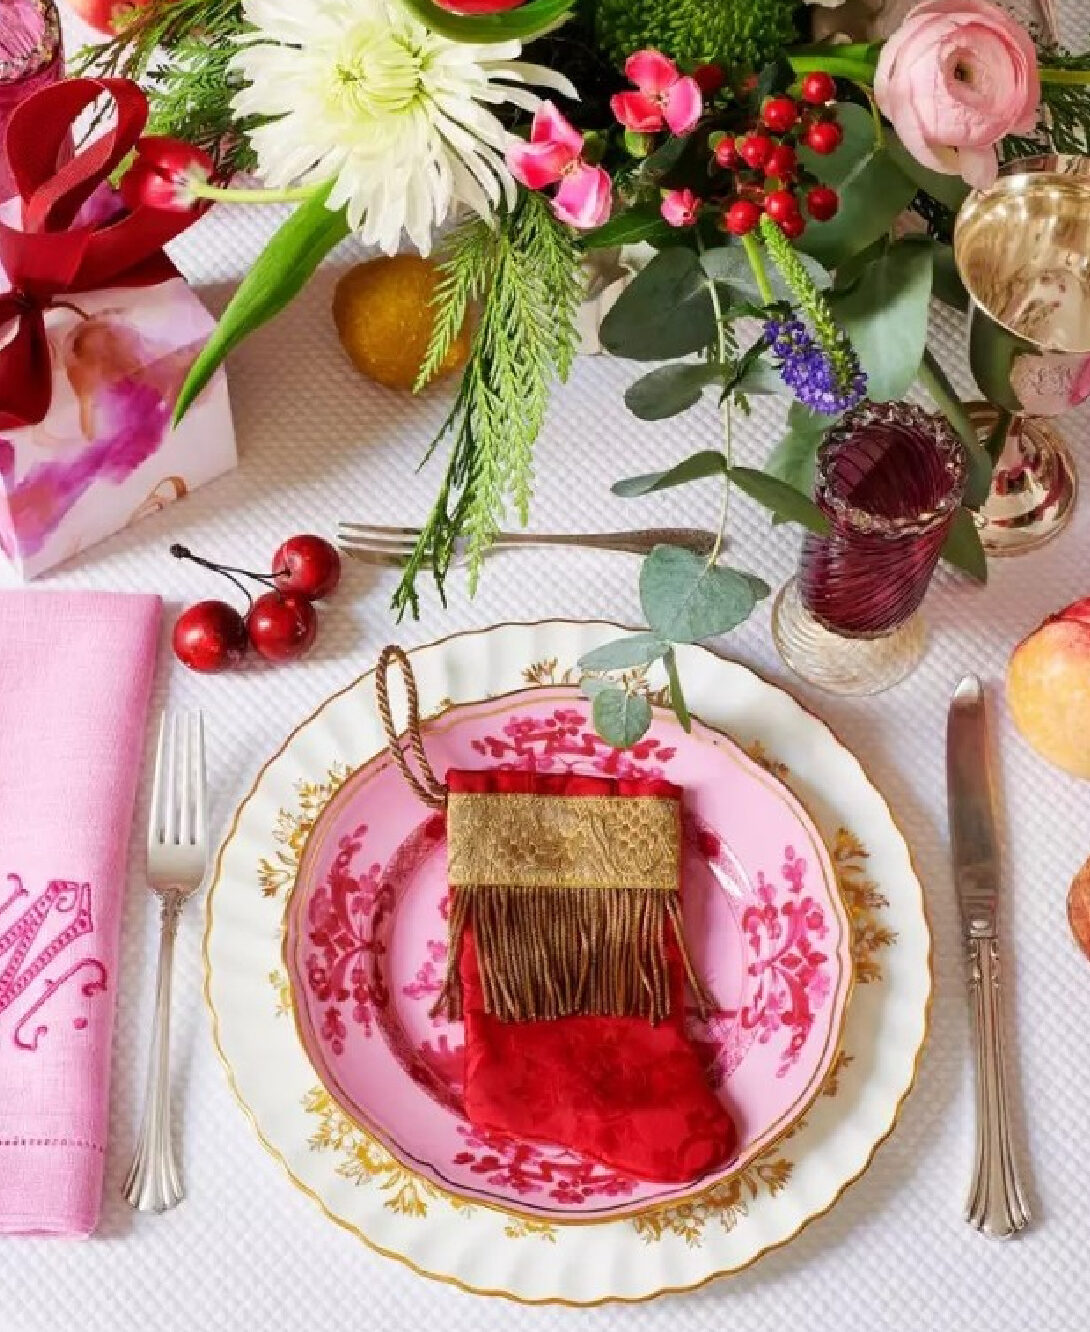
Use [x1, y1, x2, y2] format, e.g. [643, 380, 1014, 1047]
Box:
[0, 590, 160, 1235]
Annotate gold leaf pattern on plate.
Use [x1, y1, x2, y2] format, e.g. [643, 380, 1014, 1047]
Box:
[258, 765, 351, 899]
[833, 828, 897, 984]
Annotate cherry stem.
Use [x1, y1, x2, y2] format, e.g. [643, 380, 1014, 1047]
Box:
[170, 543, 289, 610]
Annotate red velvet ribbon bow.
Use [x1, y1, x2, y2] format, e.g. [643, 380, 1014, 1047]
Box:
[0, 78, 203, 432]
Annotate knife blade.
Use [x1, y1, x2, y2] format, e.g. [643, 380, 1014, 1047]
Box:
[946, 673, 1030, 1238]
[947, 673, 1000, 936]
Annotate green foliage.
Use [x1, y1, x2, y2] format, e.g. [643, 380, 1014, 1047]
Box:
[640, 545, 768, 644]
[727, 467, 830, 535]
[765, 403, 830, 499]
[392, 192, 583, 619]
[74, 0, 253, 176]
[579, 634, 670, 671]
[624, 363, 721, 420]
[600, 248, 718, 361]
[1006, 48, 1090, 158]
[941, 509, 988, 584]
[592, 688, 653, 748]
[700, 244, 831, 304]
[592, 0, 798, 71]
[401, 0, 577, 41]
[174, 184, 350, 423]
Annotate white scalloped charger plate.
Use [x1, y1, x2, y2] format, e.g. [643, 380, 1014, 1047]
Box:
[204, 621, 931, 1305]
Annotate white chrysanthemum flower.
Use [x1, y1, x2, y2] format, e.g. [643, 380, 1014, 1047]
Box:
[231, 0, 577, 254]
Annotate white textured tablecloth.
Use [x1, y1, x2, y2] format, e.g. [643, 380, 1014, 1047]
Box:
[5, 11, 1090, 1328]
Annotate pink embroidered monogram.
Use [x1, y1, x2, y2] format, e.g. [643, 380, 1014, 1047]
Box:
[0, 591, 159, 1236]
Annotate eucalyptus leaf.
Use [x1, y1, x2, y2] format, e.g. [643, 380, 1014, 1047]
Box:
[175, 184, 349, 423]
[612, 450, 727, 498]
[583, 205, 677, 251]
[399, 0, 575, 40]
[640, 545, 761, 643]
[968, 315, 1031, 414]
[765, 402, 831, 498]
[918, 348, 993, 508]
[625, 363, 721, 420]
[941, 507, 988, 583]
[578, 634, 669, 671]
[797, 143, 917, 268]
[731, 361, 783, 396]
[885, 130, 970, 211]
[663, 648, 691, 732]
[701, 244, 831, 302]
[593, 688, 653, 749]
[930, 241, 969, 312]
[829, 240, 933, 401]
[728, 467, 831, 535]
[579, 677, 612, 699]
[796, 103, 877, 186]
[600, 248, 717, 361]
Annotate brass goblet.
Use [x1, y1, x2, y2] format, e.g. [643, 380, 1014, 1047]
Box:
[954, 155, 1090, 556]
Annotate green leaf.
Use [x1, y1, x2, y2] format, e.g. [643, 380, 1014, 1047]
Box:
[885, 130, 970, 211]
[700, 244, 831, 303]
[593, 688, 653, 749]
[941, 507, 988, 583]
[930, 241, 969, 312]
[579, 677, 612, 699]
[578, 634, 669, 671]
[612, 450, 727, 498]
[663, 648, 691, 732]
[731, 361, 783, 396]
[600, 248, 717, 361]
[399, 0, 575, 41]
[917, 348, 993, 508]
[625, 363, 721, 420]
[828, 239, 933, 401]
[175, 184, 349, 423]
[796, 103, 877, 186]
[582, 205, 677, 251]
[640, 545, 762, 644]
[968, 314, 1031, 414]
[765, 402, 831, 497]
[728, 467, 830, 535]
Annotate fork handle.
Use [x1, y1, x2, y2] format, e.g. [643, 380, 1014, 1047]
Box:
[493, 528, 716, 557]
[966, 934, 1030, 1238]
[123, 892, 184, 1212]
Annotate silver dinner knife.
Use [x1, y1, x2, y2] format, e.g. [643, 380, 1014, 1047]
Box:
[947, 674, 1030, 1238]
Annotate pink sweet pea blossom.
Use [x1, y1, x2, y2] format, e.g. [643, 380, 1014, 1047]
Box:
[874, 0, 1040, 189]
[660, 187, 699, 227]
[611, 49, 703, 136]
[507, 101, 612, 230]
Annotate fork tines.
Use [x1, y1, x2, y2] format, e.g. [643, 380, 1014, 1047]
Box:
[148, 712, 206, 851]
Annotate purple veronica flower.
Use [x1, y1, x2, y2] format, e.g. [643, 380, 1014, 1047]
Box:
[763, 316, 866, 416]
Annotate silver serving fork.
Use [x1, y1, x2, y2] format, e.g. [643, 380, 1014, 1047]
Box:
[122, 712, 208, 1212]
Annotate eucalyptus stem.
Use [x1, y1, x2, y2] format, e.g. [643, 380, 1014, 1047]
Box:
[740, 232, 775, 306]
[858, 84, 885, 148]
[190, 180, 322, 205]
[1039, 66, 1090, 85]
[699, 230, 732, 564]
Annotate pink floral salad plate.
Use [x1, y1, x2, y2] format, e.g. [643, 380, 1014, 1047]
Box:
[204, 621, 931, 1305]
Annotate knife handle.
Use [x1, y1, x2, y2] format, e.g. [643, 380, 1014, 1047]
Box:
[966, 934, 1031, 1238]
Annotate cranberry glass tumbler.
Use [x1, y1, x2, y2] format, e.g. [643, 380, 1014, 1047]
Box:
[772, 402, 968, 695]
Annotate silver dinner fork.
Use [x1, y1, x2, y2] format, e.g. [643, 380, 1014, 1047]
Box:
[123, 712, 208, 1213]
[337, 522, 718, 567]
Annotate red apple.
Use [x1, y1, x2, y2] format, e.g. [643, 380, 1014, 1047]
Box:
[1006, 597, 1090, 778]
[63, 0, 157, 37]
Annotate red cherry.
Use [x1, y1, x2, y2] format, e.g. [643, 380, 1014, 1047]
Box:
[273, 534, 342, 601]
[764, 188, 800, 223]
[172, 601, 248, 674]
[693, 63, 726, 95]
[761, 96, 798, 134]
[764, 144, 797, 180]
[738, 133, 773, 170]
[800, 71, 837, 106]
[247, 592, 318, 663]
[714, 136, 741, 169]
[806, 185, 840, 221]
[777, 212, 807, 239]
[804, 121, 843, 155]
[724, 199, 762, 236]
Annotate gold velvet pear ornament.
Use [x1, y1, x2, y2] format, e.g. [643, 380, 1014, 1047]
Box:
[332, 255, 470, 392]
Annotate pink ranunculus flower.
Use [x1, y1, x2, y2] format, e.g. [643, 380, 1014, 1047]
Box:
[874, 0, 1040, 190]
[507, 101, 612, 229]
[610, 49, 703, 137]
[660, 187, 699, 227]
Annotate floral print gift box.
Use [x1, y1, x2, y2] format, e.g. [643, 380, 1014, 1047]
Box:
[0, 275, 235, 581]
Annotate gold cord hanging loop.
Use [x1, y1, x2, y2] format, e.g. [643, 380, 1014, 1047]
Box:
[375, 645, 448, 809]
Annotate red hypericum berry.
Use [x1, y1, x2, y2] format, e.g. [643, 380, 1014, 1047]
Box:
[806, 185, 840, 221]
[764, 144, 797, 180]
[805, 120, 843, 155]
[724, 199, 762, 236]
[172, 601, 248, 674]
[273, 534, 341, 601]
[714, 136, 741, 169]
[693, 63, 726, 95]
[800, 71, 837, 106]
[764, 188, 800, 223]
[738, 133, 773, 170]
[247, 592, 318, 663]
[778, 211, 807, 239]
[761, 96, 798, 134]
